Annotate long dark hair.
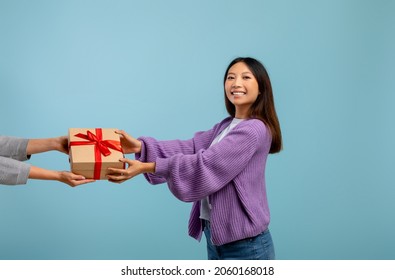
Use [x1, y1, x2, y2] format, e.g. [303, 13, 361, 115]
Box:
[223, 57, 282, 153]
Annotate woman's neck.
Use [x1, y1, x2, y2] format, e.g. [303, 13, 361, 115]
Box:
[234, 108, 249, 119]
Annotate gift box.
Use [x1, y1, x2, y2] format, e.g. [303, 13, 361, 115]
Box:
[68, 128, 124, 180]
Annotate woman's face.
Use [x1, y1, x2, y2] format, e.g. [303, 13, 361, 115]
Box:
[224, 62, 260, 117]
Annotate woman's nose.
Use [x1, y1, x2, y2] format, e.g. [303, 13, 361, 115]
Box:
[231, 78, 242, 88]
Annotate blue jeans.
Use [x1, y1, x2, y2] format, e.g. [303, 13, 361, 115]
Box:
[203, 221, 275, 260]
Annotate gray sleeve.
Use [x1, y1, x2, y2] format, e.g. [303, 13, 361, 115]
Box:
[0, 156, 31, 185]
[0, 136, 30, 161]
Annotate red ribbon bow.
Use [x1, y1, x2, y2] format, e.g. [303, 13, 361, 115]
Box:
[69, 128, 123, 179]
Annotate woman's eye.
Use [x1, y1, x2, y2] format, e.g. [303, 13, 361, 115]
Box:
[227, 76, 235, 80]
[243, 76, 251, 79]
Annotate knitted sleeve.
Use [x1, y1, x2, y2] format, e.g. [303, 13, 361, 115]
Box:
[155, 120, 267, 202]
[135, 137, 196, 184]
[135, 120, 227, 185]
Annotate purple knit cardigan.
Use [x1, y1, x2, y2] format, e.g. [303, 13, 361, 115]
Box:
[136, 117, 272, 245]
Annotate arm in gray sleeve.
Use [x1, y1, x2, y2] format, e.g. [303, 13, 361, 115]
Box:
[0, 156, 30, 185]
[0, 136, 30, 161]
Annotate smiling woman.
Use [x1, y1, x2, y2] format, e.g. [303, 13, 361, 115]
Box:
[106, 57, 283, 260]
[225, 62, 260, 119]
[224, 57, 282, 154]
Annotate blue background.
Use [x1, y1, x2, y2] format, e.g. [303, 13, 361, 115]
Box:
[1, 0, 394, 260]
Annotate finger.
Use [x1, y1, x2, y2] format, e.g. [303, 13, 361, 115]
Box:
[70, 179, 95, 187]
[108, 178, 127, 184]
[70, 174, 87, 180]
[114, 129, 124, 135]
[107, 167, 127, 175]
[119, 157, 135, 164]
[115, 130, 134, 142]
[115, 130, 127, 139]
[83, 179, 96, 183]
[82, 179, 95, 184]
[107, 174, 125, 181]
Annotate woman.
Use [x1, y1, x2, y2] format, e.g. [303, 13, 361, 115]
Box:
[108, 57, 282, 260]
[0, 135, 94, 186]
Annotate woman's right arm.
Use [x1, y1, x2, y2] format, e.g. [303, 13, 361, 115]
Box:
[28, 166, 95, 187]
[0, 156, 94, 186]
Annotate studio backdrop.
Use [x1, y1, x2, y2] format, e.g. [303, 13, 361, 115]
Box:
[0, 0, 394, 259]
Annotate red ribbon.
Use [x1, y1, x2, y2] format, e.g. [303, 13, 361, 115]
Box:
[69, 128, 123, 179]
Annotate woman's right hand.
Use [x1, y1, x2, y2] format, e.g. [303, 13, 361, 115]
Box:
[58, 171, 95, 187]
[115, 130, 142, 154]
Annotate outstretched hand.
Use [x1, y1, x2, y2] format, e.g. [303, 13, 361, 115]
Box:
[107, 158, 155, 184]
[115, 130, 142, 154]
[58, 171, 95, 187]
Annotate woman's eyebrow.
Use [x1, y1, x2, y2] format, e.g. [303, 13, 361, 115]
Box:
[227, 71, 252, 75]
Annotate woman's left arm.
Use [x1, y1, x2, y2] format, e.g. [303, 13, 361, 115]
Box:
[29, 166, 95, 187]
[107, 120, 270, 201]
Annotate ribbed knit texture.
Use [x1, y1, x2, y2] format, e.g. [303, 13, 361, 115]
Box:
[136, 117, 272, 245]
[0, 136, 30, 185]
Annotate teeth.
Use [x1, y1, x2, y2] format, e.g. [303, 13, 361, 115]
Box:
[232, 92, 245, 95]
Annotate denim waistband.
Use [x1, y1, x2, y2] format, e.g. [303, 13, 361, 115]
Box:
[202, 219, 210, 229]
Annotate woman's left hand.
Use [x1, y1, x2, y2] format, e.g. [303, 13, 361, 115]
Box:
[107, 158, 155, 184]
